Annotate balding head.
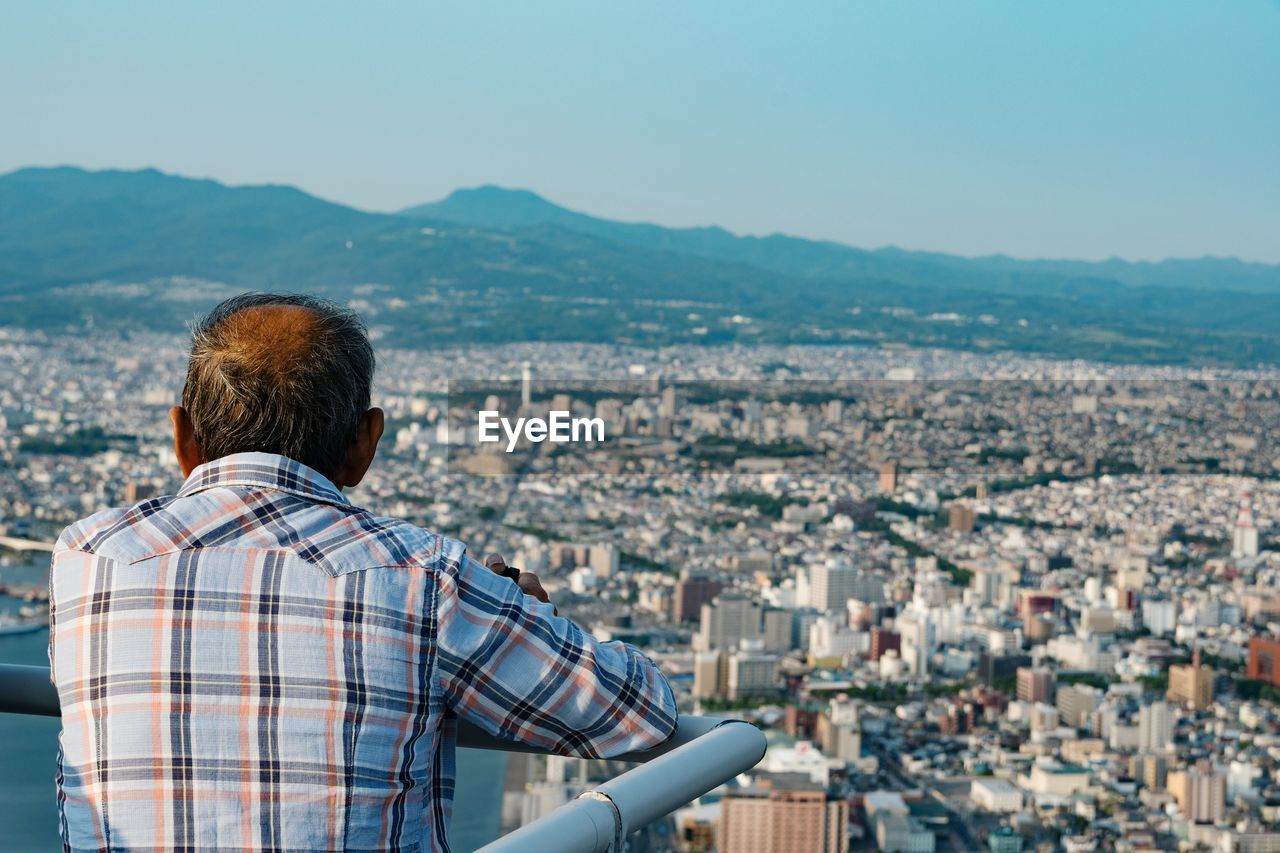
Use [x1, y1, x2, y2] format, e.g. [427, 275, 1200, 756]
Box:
[180, 293, 376, 479]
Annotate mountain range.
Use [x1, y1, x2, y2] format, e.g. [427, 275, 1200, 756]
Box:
[3, 165, 1279, 367]
[406, 186, 1280, 296]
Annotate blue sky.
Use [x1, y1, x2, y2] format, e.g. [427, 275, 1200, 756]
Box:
[3, 1, 1278, 262]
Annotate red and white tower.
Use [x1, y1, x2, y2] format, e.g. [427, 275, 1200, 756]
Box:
[1232, 488, 1259, 559]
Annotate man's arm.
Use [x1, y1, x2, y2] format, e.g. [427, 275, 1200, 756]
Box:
[434, 548, 678, 758]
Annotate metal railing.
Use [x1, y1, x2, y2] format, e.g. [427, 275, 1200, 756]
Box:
[0, 662, 766, 852]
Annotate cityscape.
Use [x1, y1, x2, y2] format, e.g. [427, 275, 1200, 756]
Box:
[3, 2, 1278, 850]
[5, 326, 1280, 851]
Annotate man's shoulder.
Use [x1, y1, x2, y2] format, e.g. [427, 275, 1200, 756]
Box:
[316, 507, 468, 576]
[54, 498, 168, 558]
[52, 497, 467, 579]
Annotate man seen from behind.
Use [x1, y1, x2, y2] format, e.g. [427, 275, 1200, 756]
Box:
[48, 293, 678, 852]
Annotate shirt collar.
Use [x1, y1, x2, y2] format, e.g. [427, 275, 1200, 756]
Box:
[177, 451, 352, 508]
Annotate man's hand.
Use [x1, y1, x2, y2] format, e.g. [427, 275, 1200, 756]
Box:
[483, 553, 552, 606]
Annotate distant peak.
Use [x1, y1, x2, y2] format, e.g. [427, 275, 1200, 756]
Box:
[400, 184, 579, 228]
[447, 185, 548, 200]
[435, 185, 565, 211]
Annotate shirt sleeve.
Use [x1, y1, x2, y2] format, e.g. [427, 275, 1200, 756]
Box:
[434, 547, 678, 759]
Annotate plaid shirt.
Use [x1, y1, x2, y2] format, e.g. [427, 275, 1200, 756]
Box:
[49, 452, 678, 852]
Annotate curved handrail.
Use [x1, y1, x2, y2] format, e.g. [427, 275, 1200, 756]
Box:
[479, 718, 767, 852]
[0, 662, 767, 852]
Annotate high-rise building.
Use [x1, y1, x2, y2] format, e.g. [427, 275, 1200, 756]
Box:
[818, 699, 863, 763]
[1056, 683, 1101, 729]
[720, 775, 850, 853]
[693, 651, 725, 700]
[975, 624, 1023, 655]
[979, 652, 1030, 687]
[970, 566, 1008, 607]
[1137, 701, 1173, 753]
[1022, 614, 1055, 645]
[1017, 590, 1057, 618]
[727, 646, 779, 700]
[520, 362, 533, 407]
[1028, 703, 1059, 734]
[897, 616, 935, 676]
[673, 574, 724, 623]
[694, 645, 778, 702]
[1135, 753, 1168, 791]
[808, 562, 882, 613]
[1246, 635, 1280, 686]
[587, 544, 618, 578]
[852, 572, 884, 606]
[1233, 489, 1260, 559]
[793, 608, 822, 653]
[1016, 667, 1055, 704]
[870, 628, 902, 663]
[659, 385, 677, 418]
[1142, 599, 1177, 637]
[939, 701, 977, 736]
[807, 563, 844, 612]
[548, 543, 595, 571]
[879, 460, 899, 494]
[1167, 650, 1215, 710]
[1168, 760, 1226, 824]
[948, 502, 976, 533]
[807, 617, 861, 666]
[762, 608, 793, 653]
[695, 593, 762, 652]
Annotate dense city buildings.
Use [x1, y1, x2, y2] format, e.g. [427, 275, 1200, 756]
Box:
[5, 330, 1280, 850]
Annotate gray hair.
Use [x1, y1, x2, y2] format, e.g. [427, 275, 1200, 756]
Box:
[181, 293, 375, 479]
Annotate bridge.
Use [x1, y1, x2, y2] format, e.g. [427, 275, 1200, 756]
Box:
[0, 536, 55, 553]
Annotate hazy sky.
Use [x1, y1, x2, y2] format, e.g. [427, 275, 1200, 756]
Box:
[3, 1, 1278, 262]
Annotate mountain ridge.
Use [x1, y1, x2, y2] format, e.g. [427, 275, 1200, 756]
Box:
[4, 165, 1280, 368]
[404, 184, 1280, 294]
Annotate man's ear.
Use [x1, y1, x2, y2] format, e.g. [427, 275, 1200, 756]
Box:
[170, 406, 205, 478]
[336, 407, 384, 489]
